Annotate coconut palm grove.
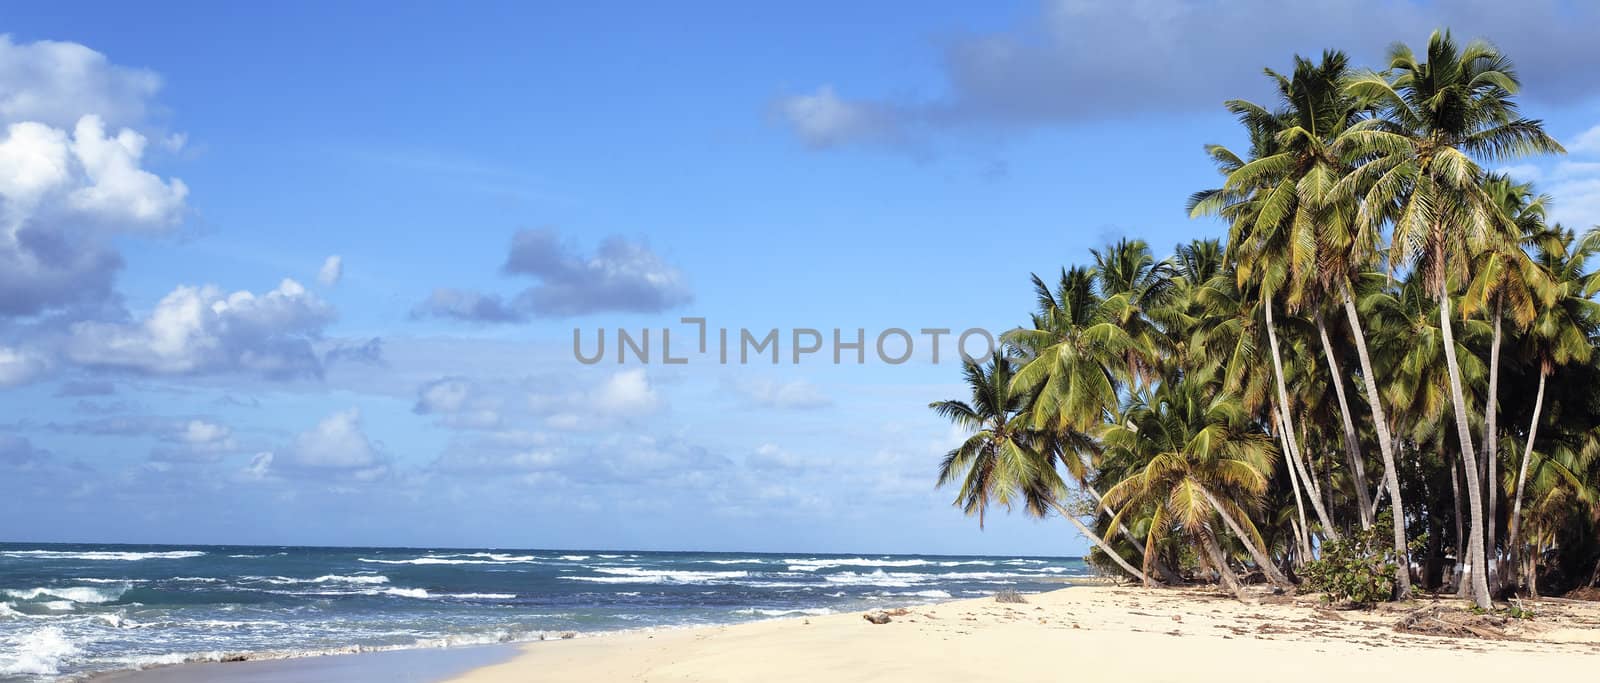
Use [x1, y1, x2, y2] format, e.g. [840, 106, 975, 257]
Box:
[932, 30, 1600, 609]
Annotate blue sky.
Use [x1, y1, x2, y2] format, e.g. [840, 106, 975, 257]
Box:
[2, 1, 1599, 555]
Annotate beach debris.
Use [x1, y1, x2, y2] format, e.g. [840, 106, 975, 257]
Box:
[1392, 606, 1508, 639]
[559, 631, 577, 639]
[863, 610, 893, 624]
[994, 589, 1028, 604]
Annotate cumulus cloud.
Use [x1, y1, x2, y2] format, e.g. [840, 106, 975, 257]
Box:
[65, 278, 336, 378]
[317, 255, 342, 286]
[0, 36, 187, 319]
[413, 229, 692, 322]
[412, 376, 503, 430]
[776, 0, 1600, 149]
[281, 408, 388, 478]
[592, 369, 660, 416]
[0, 35, 162, 130]
[0, 116, 187, 315]
[150, 419, 238, 462]
[0, 345, 49, 386]
[773, 86, 898, 149]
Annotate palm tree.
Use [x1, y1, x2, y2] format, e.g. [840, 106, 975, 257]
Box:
[930, 357, 1150, 583]
[1343, 29, 1564, 608]
[1100, 381, 1287, 597]
[1191, 76, 1346, 545]
[1461, 173, 1550, 584]
[1505, 227, 1600, 586]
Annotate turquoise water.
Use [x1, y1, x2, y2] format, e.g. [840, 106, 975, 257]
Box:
[0, 543, 1088, 680]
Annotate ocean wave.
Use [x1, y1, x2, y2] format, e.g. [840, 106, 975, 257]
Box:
[562, 568, 749, 585]
[557, 555, 590, 561]
[0, 626, 80, 676]
[898, 590, 952, 598]
[785, 557, 933, 571]
[357, 554, 534, 565]
[704, 559, 768, 565]
[233, 574, 393, 587]
[448, 593, 515, 600]
[381, 588, 430, 599]
[4, 585, 128, 604]
[820, 570, 919, 587]
[1, 550, 205, 561]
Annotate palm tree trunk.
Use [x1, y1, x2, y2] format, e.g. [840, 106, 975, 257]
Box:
[1316, 311, 1373, 529]
[1277, 422, 1313, 560]
[1263, 291, 1341, 541]
[1505, 369, 1546, 592]
[1197, 526, 1249, 601]
[1276, 408, 1338, 542]
[1085, 485, 1145, 558]
[1200, 488, 1292, 589]
[1050, 500, 1152, 586]
[1450, 456, 1466, 594]
[1438, 283, 1492, 609]
[1339, 281, 1410, 598]
[1482, 308, 1502, 592]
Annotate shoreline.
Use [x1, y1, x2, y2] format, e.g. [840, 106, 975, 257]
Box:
[80, 584, 1600, 682]
[444, 585, 1600, 683]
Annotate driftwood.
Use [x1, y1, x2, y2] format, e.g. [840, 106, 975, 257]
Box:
[1392, 606, 1509, 639]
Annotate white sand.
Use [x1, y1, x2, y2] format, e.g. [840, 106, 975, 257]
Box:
[447, 586, 1600, 682]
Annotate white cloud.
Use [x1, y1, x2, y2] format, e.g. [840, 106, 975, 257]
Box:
[286, 408, 385, 475]
[774, 86, 891, 149]
[412, 376, 503, 430]
[0, 36, 186, 317]
[66, 278, 335, 378]
[593, 369, 660, 416]
[0, 345, 49, 387]
[318, 255, 342, 286]
[0, 35, 162, 130]
[177, 419, 233, 450]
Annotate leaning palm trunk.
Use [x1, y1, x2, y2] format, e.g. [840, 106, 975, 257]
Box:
[1315, 312, 1373, 528]
[1197, 525, 1249, 601]
[1438, 283, 1493, 609]
[1277, 409, 1337, 543]
[1482, 309, 1502, 592]
[1200, 488, 1292, 588]
[1277, 422, 1313, 561]
[1264, 291, 1340, 540]
[1050, 500, 1152, 585]
[1505, 369, 1547, 592]
[1086, 485, 1145, 558]
[1339, 281, 1410, 599]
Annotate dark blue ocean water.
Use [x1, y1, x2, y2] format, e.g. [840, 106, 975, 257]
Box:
[0, 543, 1088, 681]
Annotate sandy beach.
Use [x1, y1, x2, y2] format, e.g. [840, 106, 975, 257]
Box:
[447, 586, 1600, 683]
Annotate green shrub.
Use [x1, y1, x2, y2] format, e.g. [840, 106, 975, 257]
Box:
[1301, 512, 1423, 605]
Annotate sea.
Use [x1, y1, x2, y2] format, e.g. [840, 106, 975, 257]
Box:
[0, 543, 1091, 681]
